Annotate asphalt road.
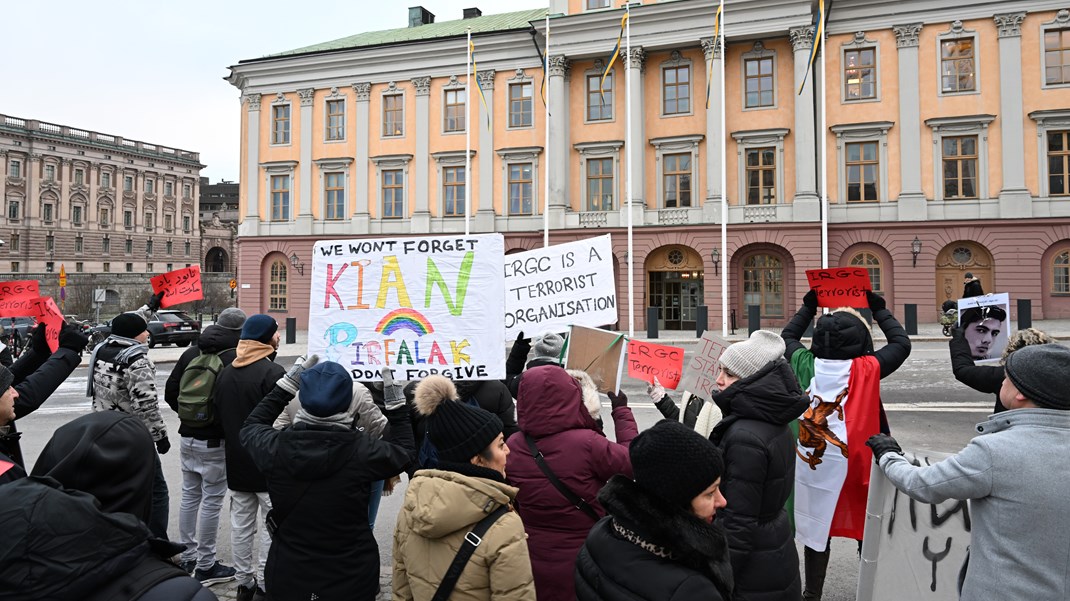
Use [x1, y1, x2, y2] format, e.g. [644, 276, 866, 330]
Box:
[15, 341, 1010, 600]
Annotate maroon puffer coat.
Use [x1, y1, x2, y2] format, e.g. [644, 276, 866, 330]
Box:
[505, 365, 638, 601]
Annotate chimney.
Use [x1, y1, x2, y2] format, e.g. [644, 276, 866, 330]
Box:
[408, 6, 435, 27]
[463, 7, 482, 19]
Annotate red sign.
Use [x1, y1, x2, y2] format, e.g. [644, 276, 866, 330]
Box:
[0, 280, 41, 317]
[0, 460, 14, 477]
[27, 296, 63, 353]
[805, 268, 872, 309]
[627, 339, 685, 390]
[151, 265, 204, 308]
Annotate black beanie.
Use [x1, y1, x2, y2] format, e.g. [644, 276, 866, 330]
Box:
[415, 375, 503, 463]
[0, 365, 12, 394]
[630, 420, 725, 509]
[111, 313, 148, 339]
[1005, 344, 1070, 410]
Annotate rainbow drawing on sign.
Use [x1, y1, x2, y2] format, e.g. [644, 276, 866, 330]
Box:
[375, 308, 435, 336]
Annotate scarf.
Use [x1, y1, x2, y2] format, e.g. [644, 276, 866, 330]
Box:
[292, 408, 353, 429]
[232, 340, 276, 367]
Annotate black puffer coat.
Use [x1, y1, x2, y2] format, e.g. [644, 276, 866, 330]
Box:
[709, 359, 807, 601]
[575, 476, 734, 601]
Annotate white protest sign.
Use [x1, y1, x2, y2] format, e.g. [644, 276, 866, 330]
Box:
[857, 452, 970, 601]
[503, 235, 617, 339]
[676, 331, 730, 400]
[308, 234, 505, 381]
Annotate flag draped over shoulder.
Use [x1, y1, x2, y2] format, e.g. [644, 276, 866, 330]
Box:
[469, 39, 491, 130]
[794, 355, 880, 550]
[600, 11, 629, 105]
[705, 1, 723, 110]
[796, 0, 826, 95]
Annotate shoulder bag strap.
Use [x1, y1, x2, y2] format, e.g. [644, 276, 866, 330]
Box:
[431, 505, 510, 601]
[524, 433, 600, 522]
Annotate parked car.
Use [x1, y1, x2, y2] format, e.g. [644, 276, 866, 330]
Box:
[0, 317, 37, 340]
[145, 310, 201, 348]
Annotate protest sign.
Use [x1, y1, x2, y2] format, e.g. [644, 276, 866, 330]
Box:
[564, 324, 626, 393]
[503, 235, 617, 339]
[0, 280, 41, 317]
[857, 452, 969, 601]
[27, 296, 63, 352]
[151, 266, 203, 308]
[677, 331, 730, 400]
[308, 234, 505, 381]
[805, 268, 872, 309]
[956, 293, 1010, 365]
[627, 339, 684, 389]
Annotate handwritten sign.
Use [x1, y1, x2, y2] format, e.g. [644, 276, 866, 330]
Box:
[857, 453, 969, 601]
[28, 296, 63, 352]
[0, 280, 41, 317]
[308, 234, 505, 381]
[151, 266, 203, 308]
[564, 324, 626, 394]
[503, 235, 617, 339]
[805, 268, 872, 309]
[627, 339, 685, 389]
[677, 331, 730, 400]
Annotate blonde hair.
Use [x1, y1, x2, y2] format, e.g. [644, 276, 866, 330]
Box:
[1000, 328, 1056, 363]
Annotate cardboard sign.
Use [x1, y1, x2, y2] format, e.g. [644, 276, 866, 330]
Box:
[956, 293, 1010, 365]
[677, 331, 731, 400]
[28, 296, 63, 352]
[308, 234, 506, 381]
[0, 280, 41, 317]
[857, 453, 969, 601]
[805, 268, 872, 309]
[503, 235, 617, 339]
[151, 266, 203, 307]
[564, 324, 626, 393]
[627, 339, 685, 389]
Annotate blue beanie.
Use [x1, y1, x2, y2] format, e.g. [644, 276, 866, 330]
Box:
[299, 361, 353, 417]
[241, 314, 278, 343]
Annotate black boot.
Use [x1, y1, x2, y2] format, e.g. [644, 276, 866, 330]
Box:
[802, 545, 832, 601]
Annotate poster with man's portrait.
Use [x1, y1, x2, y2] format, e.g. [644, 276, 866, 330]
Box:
[957, 293, 1010, 364]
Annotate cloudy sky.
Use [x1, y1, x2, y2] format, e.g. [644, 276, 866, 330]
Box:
[3, 0, 544, 182]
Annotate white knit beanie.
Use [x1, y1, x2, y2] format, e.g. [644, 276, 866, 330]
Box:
[718, 330, 786, 380]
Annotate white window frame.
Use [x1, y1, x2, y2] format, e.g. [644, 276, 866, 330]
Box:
[661, 51, 694, 117]
[271, 93, 292, 145]
[260, 160, 298, 222]
[1041, 10, 1070, 89]
[730, 128, 789, 205]
[496, 147, 543, 216]
[585, 63, 616, 124]
[651, 135, 703, 208]
[575, 140, 623, 212]
[316, 158, 353, 221]
[506, 70, 535, 131]
[44, 164, 56, 181]
[324, 88, 347, 142]
[585, 0, 611, 10]
[380, 83, 406, 139]
[936, 21, 981, 97]
[831, 121, 892, 203]
[1029, 109, 1070, 197]
[370, 154, 413, 219]
[442, 76, 467, 135]
[431, 150, 474, 217]
[741, 42, 778, 111]
[7, 159, 22, 179]
[841, 32, 881, 104]
[925, 114, 994, 201]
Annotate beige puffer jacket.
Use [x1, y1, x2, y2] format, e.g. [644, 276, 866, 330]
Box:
[393, 469, 535, 601]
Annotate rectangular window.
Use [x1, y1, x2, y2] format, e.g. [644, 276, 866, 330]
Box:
[382, 170, 404, 218]
[43, 204, 54, 223]
[124, 210, 133, 228]
[46, 236, 54, 252]
[587, 158, 614, 211]
[74, 169, 84, 185]
[9, 262, 17, 273]
[587, 74, 613, 121]
[844, 48, 876, 101]
[146, 240, 153, 255]
[846, 142, 879, 201]
[271, 175, 290, 221]
[183, 183, 191, 198]
[325, 172, 346, 220]
[509, 83, 533, 128]
[164, 182, 173, 197]
[123, 175, 133, 191]
[101, 172, 111, 188]
[164, 214, 173, 231]
[100, 208, 110, 226]
[744, 58, 774, 108]
[745, 148, 776, 204]
[166, 241, 173, 255]
[145, 212, 154, 230]
[103, 262, 110, 273]
[272, 104, 291, 144]
[8, 160, 20, 179]
[1049, 131, 1070, 196]
[102, 237, 110, 254]
[76, 262, 83, 272]
[941, 39, 976, 93]
[126, 263, 133, 273]
[443, 167, 466, 217]
[72, 205, 83, 225]
[144, 179, 154, 194]
[7, 201, 18, 220]
[75, 237, 83, 253]
[663, 65, 691, 115]
[942, 135, 979, 199]
[383, 94, 404, 137]
[1045, 30, 1070, 85]
[443, 89, 466, 132]
[586, 0, 610, 7]
[183, 215, 191, 233]
[184, 241, 191, 256]
[125, 238, 133, 254]
[509, 163, 534, 215]
[166, 263, 173, 272]
[664, 153, 692, 207]
[326, 99, 345, 141]
[44, 164, 56, 181]
[46, 262, 54, 273]
[9, 234, 18, 251]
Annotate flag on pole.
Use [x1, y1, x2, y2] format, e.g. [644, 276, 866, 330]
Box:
[469, 39, 492, 130]
[797, 0, 826, 95]
[705, 1, 723, 109]
[600, 11, 629, 105]
[530, 30, 549, 108]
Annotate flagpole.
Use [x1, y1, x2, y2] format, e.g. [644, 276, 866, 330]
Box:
[819, 18, 828, 269]
[625, 3, 634, 338]
[719, 0, 728, 337]
[543, 14, 550, 248]
[465, 28, 472, 236]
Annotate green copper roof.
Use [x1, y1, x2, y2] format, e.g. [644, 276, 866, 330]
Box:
[267, 8, 548, 59]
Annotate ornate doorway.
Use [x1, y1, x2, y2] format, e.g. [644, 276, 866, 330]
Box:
[647, 246, 704, 331]
[935, 242, 994, 307]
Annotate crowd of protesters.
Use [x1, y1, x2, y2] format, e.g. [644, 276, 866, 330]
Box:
[0, 284, 1068, 601]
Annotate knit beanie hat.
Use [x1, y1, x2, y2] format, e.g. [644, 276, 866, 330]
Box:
[241, 314, 278, 343]
[533, 332, 565, 364]
[298, 361, 354, 417]
[0, 364, 13, 395]
[216, 307, 247, 331]
[719, 330, 786, 379]
[1004, 344, 1070, 410]
[111, 313, 148, 339]
[415, 375, 503, 463]
[630, 419, 725, 508]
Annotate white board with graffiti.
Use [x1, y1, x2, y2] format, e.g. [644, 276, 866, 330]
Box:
[308, 234, 506, 381]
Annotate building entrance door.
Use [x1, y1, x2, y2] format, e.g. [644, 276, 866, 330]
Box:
[935, 242, 994, 307]
[646, 246, 705, 331]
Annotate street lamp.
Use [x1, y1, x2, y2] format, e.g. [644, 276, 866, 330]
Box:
[911, 236, 922, 268]
[711, 248, 721, 276]
[289, 251, 305, 275]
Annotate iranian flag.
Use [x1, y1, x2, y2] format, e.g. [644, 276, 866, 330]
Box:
[795, 355, 880, 551]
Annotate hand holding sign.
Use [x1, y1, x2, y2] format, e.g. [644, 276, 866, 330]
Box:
[627, 339, 685, 390]
[28, 297, 64, 353]
[805, 268, 872, 309]
[678, 331, 730, 400]
[150, 265, 203, 308]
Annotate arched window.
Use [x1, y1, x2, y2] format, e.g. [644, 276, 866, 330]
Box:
[1054, 250, 1070, 294]
[849, 251, 883, 294]
[270, 260, 288, 310]
[742, 254, 784, 318]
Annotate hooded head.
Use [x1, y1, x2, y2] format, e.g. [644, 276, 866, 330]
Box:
[517, 365, 598, 437]
[415, 375, 503, 463]
[566, 369, 602, 421]
[811, 307, 873, 360]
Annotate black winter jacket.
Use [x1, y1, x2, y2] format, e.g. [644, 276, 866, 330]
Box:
[240, 382, 415, 601]
[214, 353, 284, 492]
[0, 347, 81, 468]
[948, 328, 1005, 414]
[709, 359, 807, 601]
[164, 325, 240, 440]
[575, 476, 734, 601]
[655, 392, 707, 428]
[455, 379, 519, 439]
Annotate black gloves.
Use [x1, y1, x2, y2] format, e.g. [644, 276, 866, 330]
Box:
[608, 390, 628, 409]
[147, 291, 166, 313]
[515, 330, 529, 345]
[802, 289, 818, 311]
[58, 323, 90, 353]
[155, 437, 171, 455]
[867, 290, 886, 313]
[30, 324, 49, 355]
[866, 434, 903, 463]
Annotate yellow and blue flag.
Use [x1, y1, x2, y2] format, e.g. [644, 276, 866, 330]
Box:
[797, 0, 826, 95]
[705, 1, 723, 110]
[600, 10, 629, 106]
[469, 39, 492, 130]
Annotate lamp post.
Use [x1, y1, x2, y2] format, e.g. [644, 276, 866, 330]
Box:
[911, 236, 922, 268]
[711, 248, 720, 276]
[288, 251, 304, 275]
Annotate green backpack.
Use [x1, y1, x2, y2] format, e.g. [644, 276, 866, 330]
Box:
[177, 349, 231, 428]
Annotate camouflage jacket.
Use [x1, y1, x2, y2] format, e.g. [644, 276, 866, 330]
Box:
[90, 337, 166, 442]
